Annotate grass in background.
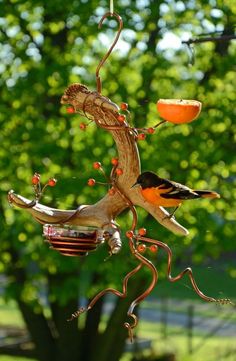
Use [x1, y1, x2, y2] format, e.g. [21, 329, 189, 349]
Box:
[0, 295, 235, 361]
[0, 356, 36, 361]
[121, 320, 236, 361]
[0, 299, 25, 327]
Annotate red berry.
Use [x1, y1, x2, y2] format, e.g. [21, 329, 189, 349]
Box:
[88, 178, 96, 186]
[149, 245, 158, 253]
[116, 168, 123, 176]
[137, 244, 146, 253]
[80, 122, 87, 130]
[117, 114, 126, 123]
[48, 178, 57, 187]
[32, 173, 40, 185]
[67, 107, 75, 114]
[120, 102, 128, 111]
[111, 157, 119, 166]
[138, 228, 147, 236]
[126, 230, 134, 238]
[137, 133, 146, 141]
[108, 187, 116, 196]
[93, 162, 102, 170]
[147, 127, 155, 134]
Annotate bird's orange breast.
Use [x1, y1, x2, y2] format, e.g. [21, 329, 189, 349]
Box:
[141, 187, 182, 207]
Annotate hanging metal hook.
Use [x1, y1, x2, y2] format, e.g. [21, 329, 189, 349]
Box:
[110, 0, 114, 14]
[96, 12, 123, 94]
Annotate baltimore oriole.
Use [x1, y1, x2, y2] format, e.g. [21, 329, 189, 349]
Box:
[132, 171, 220, 215]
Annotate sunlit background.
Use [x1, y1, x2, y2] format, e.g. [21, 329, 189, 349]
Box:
[0, 0, 235, 360]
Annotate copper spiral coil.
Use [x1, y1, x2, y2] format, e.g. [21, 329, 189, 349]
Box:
[43, 225, 104, 257]
[46, 235, 100, 256]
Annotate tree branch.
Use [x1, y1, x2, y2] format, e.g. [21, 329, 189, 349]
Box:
[182, 34, 236, 46]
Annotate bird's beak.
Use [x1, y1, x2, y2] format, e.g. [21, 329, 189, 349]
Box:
[131, 181, 139, 189]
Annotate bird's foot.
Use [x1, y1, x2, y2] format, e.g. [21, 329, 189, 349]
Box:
[162, 206, 179, 221]
[162, 213, 176, 221]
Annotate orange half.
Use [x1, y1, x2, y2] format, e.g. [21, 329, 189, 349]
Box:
[157, 99, 202, 124]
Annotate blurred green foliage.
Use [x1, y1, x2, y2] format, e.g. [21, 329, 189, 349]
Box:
[0, 0, 235, 359]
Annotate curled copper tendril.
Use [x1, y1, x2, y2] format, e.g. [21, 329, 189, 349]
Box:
[136, 235, 234, 307]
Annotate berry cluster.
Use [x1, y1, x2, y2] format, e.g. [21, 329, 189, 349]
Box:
[126, 228, 158, 254]
[31, 172, 57, 201]
[116, 102, 158, 141]
[137, 243, 158, 254]
[66, 100, 159, 141]
[87, 159, 123, 193]
[66, 106, 89, 130]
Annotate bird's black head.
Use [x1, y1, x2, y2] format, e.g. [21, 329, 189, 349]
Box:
[133, 171, 162, 189]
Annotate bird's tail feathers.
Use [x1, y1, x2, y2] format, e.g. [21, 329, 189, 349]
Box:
[194, 190, 220, 199]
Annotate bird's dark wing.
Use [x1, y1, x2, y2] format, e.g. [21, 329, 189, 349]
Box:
[159, 179, 200, 200]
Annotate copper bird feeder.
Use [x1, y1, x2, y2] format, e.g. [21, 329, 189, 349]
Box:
[8, 0, 234, 342]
